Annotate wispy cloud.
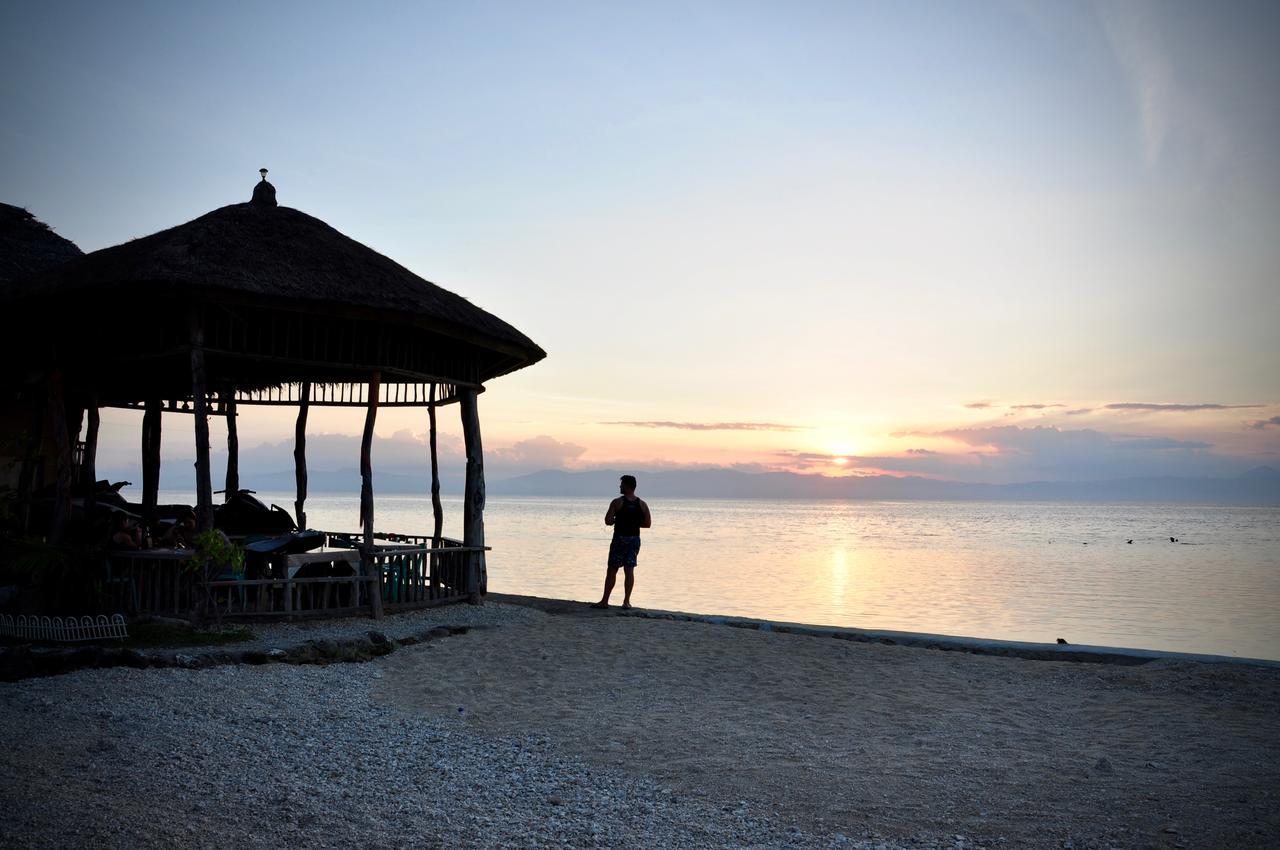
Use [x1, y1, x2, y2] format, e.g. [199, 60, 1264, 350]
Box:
[1105, 402, 1264, 412]
[776, 450, 840, 466]
[601, 421, 804, 432]
[1250, 416, 1280, 431]
[1097, 0, 1229, 172]
[920, 425, 1211, 452]
[1065, 408, 1093, 416]
[1010, 403, 1065, 410]
[881, 424, 1230, 482]
[964, 402, 995, 410]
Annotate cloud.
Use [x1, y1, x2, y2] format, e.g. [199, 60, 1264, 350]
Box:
[884, 424, 1232, 482]
[1065, 408, 1093, 416]
[927, 425, 1210, 452]
[1105, 402, 1264, 412]
[489, 435, 586, 470]
[1097, 0, 1230, 172]
[963, 402, 994, 410]
[774, 449, 971, 478]
[774, 451, 832, 466]
[601, 421, 804, 432]
[1010, 403, 1064, 410]
[123, 428, 587, 485]
[1250, 416, 1280, 430]
[229, 429, 455, 477]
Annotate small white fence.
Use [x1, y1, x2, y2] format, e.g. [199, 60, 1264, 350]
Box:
[0, 614, 129, 642]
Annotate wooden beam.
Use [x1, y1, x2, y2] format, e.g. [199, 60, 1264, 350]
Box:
[80, 398, 100, 490]
[66, 405, 85, 474]
[191, 310, 214, 533]
[141, 398, 162, 526]
[360, 371, 383, 619]
[46, 371, 72, 543]
[359, 371, 380, 545]
[429, 383, 443, 547]
[223, 390, 239, 499]
[460, 386, 486, 604]
[294, 380, 311, 528]
[17, 397, 44, 534]
[81, 396, 100, 516]
[428, 383, 443, 598]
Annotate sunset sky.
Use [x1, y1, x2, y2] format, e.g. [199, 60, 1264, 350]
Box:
[3, 1, 1278, 485]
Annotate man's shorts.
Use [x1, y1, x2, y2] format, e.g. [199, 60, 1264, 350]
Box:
[608, 535, 642, 569]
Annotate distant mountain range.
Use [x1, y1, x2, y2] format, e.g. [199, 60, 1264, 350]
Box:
[122, 464, 1280, 505]
[489, 466, 1280, 504]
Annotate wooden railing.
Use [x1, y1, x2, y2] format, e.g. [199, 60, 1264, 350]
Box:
[102, 531, 485, 620]
[103, 550, 197, 618]
[374, 544, 483, 610]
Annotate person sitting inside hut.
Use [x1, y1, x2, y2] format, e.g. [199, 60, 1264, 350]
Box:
[159, 508, 197, 549]
[109, 513, 150, 550]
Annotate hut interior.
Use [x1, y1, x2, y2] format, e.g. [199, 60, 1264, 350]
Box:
[0, 174, 544, 622]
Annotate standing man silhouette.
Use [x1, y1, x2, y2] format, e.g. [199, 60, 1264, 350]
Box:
[593, 474, 651, 609]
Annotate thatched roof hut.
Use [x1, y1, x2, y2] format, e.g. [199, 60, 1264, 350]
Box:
[0, 203, 83, 283]
[1, 174, 544, 612]
[5, 179, 543, 401]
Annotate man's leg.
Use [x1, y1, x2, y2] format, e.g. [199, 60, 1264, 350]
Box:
[594, 566, 619, 608]
[622, 566, 635, 608]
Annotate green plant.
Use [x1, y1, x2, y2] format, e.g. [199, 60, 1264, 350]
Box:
[188, 530, 244, 579]
[187, 530, 245, 628]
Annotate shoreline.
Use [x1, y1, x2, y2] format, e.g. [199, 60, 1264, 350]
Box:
[492, 593, 1280, 668]
[4, 594, 1277, 682]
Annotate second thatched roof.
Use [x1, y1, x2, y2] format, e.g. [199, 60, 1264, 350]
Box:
[0, 202, 83, 283]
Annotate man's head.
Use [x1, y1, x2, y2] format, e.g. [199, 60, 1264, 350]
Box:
[619, 474, 637, 495]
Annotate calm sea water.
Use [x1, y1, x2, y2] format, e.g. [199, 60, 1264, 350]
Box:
[163, 491, 1280, 660]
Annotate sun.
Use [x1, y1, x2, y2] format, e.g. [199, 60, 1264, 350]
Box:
[832, 456, 848, 466]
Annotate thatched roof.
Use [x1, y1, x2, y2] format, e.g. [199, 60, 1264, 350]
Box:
[0, 203, 83, 283]
[7, 183, 545, 379]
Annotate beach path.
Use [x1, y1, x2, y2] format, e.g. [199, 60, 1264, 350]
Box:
[376, 613, 1280, 849]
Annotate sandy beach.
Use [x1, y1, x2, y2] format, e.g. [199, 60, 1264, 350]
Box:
[2, 600, 1278, 849]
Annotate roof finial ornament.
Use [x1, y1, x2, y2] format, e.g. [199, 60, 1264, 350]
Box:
[251, 167, 277, 208]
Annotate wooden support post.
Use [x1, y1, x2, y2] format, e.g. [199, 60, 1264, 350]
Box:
[66, 404, 85, 474]
[360, 371, 383, 619]
[17, 397, 44, 533]
[190, 310, 214, 533]
[294, 380, 311, 529]
[223, 390, 239, 499]
[428, 383, 444, 597]
[46, 371, 72, 542]
[460, 386, 486, 604]
[429, 383, 443, 547]
[141, 398, 162, 526]
[80, 398, 100, 490]
[81, 397, 100, 516]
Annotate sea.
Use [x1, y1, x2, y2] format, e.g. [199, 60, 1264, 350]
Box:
[162, 491, 1280, 661]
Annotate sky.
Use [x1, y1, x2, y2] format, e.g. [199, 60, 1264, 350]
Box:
[3, 0, 1279, 486]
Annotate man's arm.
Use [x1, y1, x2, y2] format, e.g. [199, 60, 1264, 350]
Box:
[605, 497, 620, 525]
[639, 499, 652, 528]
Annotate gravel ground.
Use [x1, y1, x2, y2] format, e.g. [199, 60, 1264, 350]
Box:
[9, 602, 1271, 849]
[0, 651, 955, 849]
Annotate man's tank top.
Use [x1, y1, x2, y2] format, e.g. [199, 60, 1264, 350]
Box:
[614, 497, 644, 537]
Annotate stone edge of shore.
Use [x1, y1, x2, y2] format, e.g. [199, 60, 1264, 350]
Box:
[490, 592, 1280, 671]
[6, 592, 1277, 682]
[0, 623, 478, 682]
